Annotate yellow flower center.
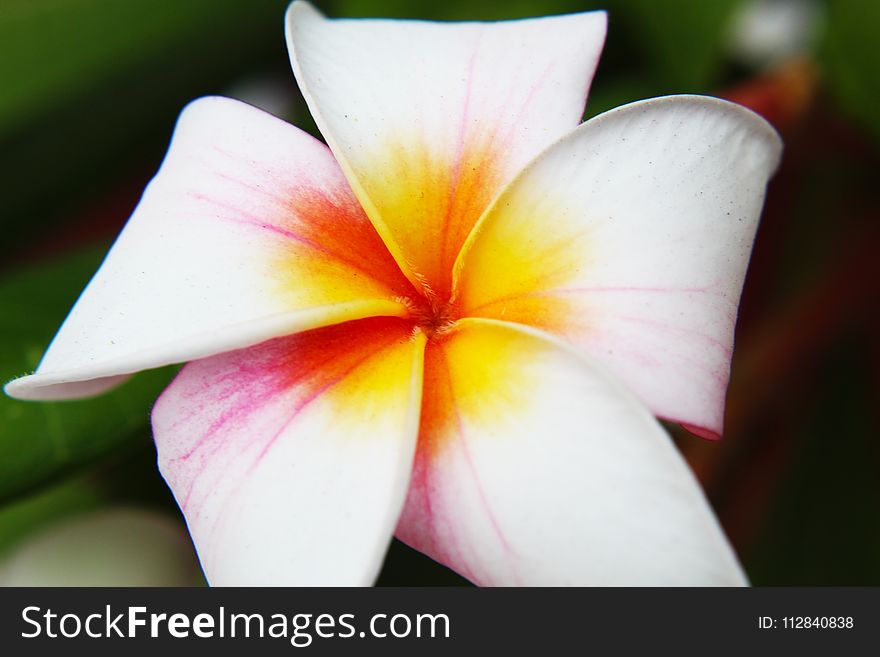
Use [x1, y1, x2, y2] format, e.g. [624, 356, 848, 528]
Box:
[404, 290, 460, 341]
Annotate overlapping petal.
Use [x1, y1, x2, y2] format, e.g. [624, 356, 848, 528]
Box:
[152, 317, 426, 586]
[3, 0, 771, 589]
[286, 1, 606, 298]
[396, 318, 746, 585]
[6, 97, 416, 400]
[455, 96, 783, 437]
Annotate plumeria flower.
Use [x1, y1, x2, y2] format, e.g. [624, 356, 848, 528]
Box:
[5, 2, 781, 586]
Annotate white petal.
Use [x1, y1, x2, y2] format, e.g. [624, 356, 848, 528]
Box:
[456, 96, 783, 437]
[152, 318, 425, 586]
[6, 97, 415, 400]
[396, 318, 747, 585]
[286, 1, 606, 297]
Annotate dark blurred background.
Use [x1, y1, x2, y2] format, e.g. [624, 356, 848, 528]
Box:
[0, 0, 877, 585]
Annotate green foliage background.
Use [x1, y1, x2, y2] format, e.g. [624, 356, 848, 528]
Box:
[0, 0, 877, 585]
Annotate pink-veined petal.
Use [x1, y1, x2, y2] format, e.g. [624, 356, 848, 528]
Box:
[397, 318, 746, 585]
[152, 317, 425, 586]
[6, 97, 416, 401]
[455, 96, 783, 438]
[286, 1, 606, 298]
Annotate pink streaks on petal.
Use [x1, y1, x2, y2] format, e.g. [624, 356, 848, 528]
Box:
[397, 338, 519, 586]
[155, 317, 416, 524]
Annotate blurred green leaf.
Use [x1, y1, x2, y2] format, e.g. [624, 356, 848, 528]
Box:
[822, 0, 880, 141]
[584, 74, 654, 119]
[0, 473, 103, 556]
[0, 0, 289, 252]
[0, 438, 187, 558]
[0, 0, 287, 137]
[0, 247, 175, 501]
[612, 0, 743, 91]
